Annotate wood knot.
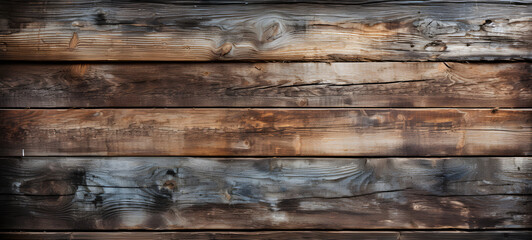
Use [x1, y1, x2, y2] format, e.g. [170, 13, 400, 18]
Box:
[69, 32, 79, 49]
[424, 40, 447, 52]
[71, 21, 84, 27]
[218, 42, 233, 56]
[162, 180, 177, 191]
[256, 17, 286, 43]
[166, 169, 176, 176]
[415, 18, 460, 38]
[223, 190, 232, 201]
[297, 98, 308, 107]
[480, 19, 494, 31]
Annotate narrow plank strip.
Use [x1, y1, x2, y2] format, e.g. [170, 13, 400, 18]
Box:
[401, 231, 532, 240]
[0, 1, 530, 61]
[86, 1, 532, 4]
[0, 109, 530, 156]
[1, 62, 530, 108]
[0, 157, 530, 229]
[1, 231, 531, 240]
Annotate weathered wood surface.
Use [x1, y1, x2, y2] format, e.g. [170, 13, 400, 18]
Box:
[1, 62, 530, 108]
[0, 1, 530, 61]
[400, 231, 532, 240]
[92, 1, 532, 4]
[0, 157, 530, 229]
[0, 109, 530, 156]
[1, 231, 532, 240]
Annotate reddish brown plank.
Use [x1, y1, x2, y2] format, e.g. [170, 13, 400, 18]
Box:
[0, 109, 530, 156]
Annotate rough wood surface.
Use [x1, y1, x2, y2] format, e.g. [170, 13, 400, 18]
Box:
[0, 1, 530, 61]
[0, 157, 530, 230]
[1, 231, 531, 240]
[0, 109, 530, 156]
[1, 62, 530, 108]
[95, 1, 532, 4]
[400, 231, 532, 240]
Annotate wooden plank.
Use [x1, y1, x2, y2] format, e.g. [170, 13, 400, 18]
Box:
[1, 231, 531, 240]
[1, 62, 530, 108]
[0, 231, 398, 240]
[0, 1, 530, 61]
[0, 157, 530, 229]
[97, 1, 532, 4]
[0, 232, 71, 240]
[0, 109, 530, 157]
[400, 231, 532, 240]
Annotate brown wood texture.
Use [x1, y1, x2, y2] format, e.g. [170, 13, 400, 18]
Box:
[0, 62, 530, 108]
[0, 1, 530, 61]
[1, 231, 531, 240]
[0, 157, 530, 230]
[0, 109, 530, 156]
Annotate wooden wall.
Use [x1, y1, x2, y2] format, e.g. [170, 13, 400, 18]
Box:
[0, 0, 530, 239]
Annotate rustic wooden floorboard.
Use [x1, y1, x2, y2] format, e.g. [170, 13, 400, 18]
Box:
[0, 1, 530, 61]
[96, 0, 532, 4]
[400, 231, 532, 240]
[0, 109, 530, 156]
[0, 62, 530, 108]
[1, 0, 530, 236]
[1, 231, 531, 240]
[0, 157, 530, 230]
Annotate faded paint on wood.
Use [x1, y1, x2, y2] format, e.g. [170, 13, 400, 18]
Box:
[0, 1, 530, 61]
[0, 62, 530, 108]
[0, 109, 530, 156]
[0, 157, 530, 229]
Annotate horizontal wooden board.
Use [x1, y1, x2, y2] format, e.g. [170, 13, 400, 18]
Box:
[94, 1, 532, 4]
[0, 157, 530, 229]
[1, 231, 532, 240]
[0, 62, 530, 108]
[0, 1, 530, 61]
[0, 109, 531, 156]
[400, 231, 532, 240]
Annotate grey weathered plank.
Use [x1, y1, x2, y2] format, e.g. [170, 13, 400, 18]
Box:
[0, 157, 530, 229]
[1, 231, 531, 240]
[0, 109, 530, 156]
[0, 62, 530, 108]
[0, 1, 530, 61]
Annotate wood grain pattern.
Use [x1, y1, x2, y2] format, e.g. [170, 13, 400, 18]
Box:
[1, 231, 532, 240]
[0, 1, 530, 61]
[0, 157, 530, 230]
[93, 1, 532, 4]
[0, 109, 530, 156]
[0, 62, 530, 108]
[400, 231, 532, 240]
